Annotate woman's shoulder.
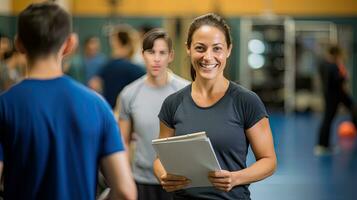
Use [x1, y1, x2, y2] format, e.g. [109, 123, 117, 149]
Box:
[227, 81, 265, 111]
[229, 81, 258, 99]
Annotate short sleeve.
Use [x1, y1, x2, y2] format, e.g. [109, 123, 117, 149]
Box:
[99, 102, 125, 158]
[118, 90, 131, 121]
[242, 91, 268, 129]
[158, 95, 175, 129]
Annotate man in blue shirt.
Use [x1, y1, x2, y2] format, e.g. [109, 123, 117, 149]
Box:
[0, 2, 136, 200]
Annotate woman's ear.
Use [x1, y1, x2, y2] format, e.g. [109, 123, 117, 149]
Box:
[226, 44, 233, 58]
[62, 33, 78, 57]
[185, 42, 190, 56]
[15, 35, 27, 54]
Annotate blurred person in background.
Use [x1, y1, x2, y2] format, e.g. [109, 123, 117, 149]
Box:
[0, 34, 12, 61]
[89, 25, 146, 109]
[315, 44, 357, 155]
[63, 39, 85, 83]
[132, 25, 155, 68]
[82, 36, 107, 85]
[64, 36, 107, 85]
[0, 49, 27, 93]
[116, 29, 189, 200]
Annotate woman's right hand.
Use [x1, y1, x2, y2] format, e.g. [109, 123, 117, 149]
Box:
[159, 173, 191, 192]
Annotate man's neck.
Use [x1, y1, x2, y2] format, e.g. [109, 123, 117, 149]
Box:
[146, 71, 169, 87]
[27, 56, 63, 79]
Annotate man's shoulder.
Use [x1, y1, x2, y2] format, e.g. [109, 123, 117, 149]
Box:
[170, 73, 190, 88]
[0, 80, 28, 99]
[120, 76, 146, 98]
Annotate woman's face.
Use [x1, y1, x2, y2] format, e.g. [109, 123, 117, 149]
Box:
[143, 38, 173, 78]
[187, 25, 231, 81]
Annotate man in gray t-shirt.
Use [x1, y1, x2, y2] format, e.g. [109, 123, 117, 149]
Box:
[118, 73, 188, 182]
[116, 29, 189, 200]
[116, 73, 188, 198]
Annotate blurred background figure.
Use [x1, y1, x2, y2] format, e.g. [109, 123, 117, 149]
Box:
[132, 25, 155, 68]
[0, 34, 12, 61]
[315, 44, 356, 155]
[63, 40, 85, 83]
[82, 36, 107, 85]
[0, 49, 27, 93]
[64, 35, 107, 85]
[89, 25, 145, 109]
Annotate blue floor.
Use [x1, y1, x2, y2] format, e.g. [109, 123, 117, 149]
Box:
[247, 113, 357, 200]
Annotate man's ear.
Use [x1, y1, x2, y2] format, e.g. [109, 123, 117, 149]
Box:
[62, 33, 78, 57]
[15, 35, 27, 54]
[169, 50, 174, 63]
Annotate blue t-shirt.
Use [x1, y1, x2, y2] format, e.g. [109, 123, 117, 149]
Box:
[98, 58, 146, 109]
[0, 75, 124, 200]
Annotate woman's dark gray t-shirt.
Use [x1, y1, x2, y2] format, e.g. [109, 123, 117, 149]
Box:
[158, 81, 268, 200]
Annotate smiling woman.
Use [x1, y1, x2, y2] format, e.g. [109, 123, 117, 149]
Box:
[153, 13, 277, 200]
[186, 14, 232, 82]
[188, 25, 231, 82]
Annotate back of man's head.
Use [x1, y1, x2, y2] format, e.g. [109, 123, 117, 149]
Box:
[17, 2, 71, 61]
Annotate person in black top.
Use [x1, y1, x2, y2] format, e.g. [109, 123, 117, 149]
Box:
[88, 25, 146, 109]
[153, 13, 277, 200]
[315, 45, 357, 155]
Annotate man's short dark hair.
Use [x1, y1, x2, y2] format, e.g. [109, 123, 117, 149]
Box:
[17, 2, 71, 60]
[142, 28, 172, 52]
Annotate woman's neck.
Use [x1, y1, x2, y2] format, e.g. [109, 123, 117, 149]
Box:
[192, 76, 229, 97]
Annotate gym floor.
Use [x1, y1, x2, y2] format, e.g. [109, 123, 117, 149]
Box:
[248, 112, 357, 200]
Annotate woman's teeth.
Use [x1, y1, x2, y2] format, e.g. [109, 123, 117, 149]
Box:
[200, 63, 217, 69]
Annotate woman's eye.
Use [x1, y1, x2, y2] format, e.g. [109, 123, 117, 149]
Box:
[195, 46, 204, 52]
[213, 47, 222, 52]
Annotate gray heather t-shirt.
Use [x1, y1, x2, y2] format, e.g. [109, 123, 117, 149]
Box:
[118, 73, 189, 184]
[158, 81, 268, 200]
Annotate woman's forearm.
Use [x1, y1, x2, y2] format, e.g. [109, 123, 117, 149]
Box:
[232, 156, 276, 187]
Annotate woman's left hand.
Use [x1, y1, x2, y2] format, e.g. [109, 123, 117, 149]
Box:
[208, 170, 235, 192]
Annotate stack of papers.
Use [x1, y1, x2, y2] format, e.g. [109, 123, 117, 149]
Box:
[152, 132, 221, 188]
